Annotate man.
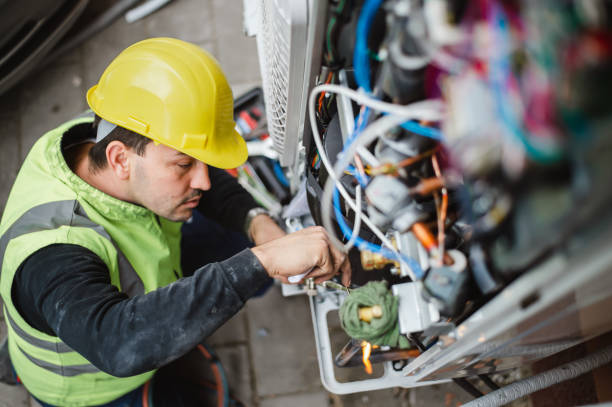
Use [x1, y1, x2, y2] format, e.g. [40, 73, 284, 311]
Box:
[0, 38, 350, 406]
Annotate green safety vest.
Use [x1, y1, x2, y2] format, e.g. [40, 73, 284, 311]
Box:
[0, 115, 183, 406]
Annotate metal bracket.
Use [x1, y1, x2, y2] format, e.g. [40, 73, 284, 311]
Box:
[309, 289, 448, 394]
[392, 282, 441, 335]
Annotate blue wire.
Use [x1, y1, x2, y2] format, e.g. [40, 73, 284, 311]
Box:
[346, 165, 370, 187]
[347, 106, 370, 145]
[358, 106, 444, 143]
[354, 0, 383, 93]
[332, 187, 424, 279]
[398, 119, 443, 141]
[354, 0, 443, 143]
[332, 70, 429, 281]
[335, 107, 370, 188]
[272, 160, 290, 187]
[336, 0, 434, 280]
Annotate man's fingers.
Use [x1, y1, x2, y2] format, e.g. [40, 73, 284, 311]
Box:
[329, 248, 345, 270]
[340, 258, 352, 287]
[290, 255, 350, 286]
[254, 225, 351, 284]
[306, 264, 332, 280]
[314, 276, 332, 284]
[303, 229, 347, 280]
[298, 225, 327, 237]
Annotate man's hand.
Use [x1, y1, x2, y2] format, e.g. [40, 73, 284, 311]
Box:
[248, 213, 286, 245]
[251, 226, 351, 286]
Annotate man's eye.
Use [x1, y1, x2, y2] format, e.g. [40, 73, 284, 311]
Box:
[178, 163, 192, 169]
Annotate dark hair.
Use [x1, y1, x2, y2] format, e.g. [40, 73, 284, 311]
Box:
[89, 115, 152, 173]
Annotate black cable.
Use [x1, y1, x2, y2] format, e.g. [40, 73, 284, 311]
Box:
[478, 374, 500, 391]
[409, 334, 426, 351]
[411, 334, 484, 399]
[453, 377, 484, 398]
[44, 0, 141, 67]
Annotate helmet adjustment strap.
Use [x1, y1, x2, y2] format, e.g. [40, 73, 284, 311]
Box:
[96, 119, 117, 143]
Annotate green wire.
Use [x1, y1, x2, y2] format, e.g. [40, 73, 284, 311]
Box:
[326, 16, 337, 63]
[339, 281, 411, 348]
[326, 0, 348, 64]
[368, 49, 382, 61]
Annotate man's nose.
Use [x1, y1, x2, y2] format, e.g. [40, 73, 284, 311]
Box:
[190, 161, 211, 191]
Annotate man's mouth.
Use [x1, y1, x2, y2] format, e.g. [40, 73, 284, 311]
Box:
[183, 197, 200, 207]
[181, 192, 202, 208]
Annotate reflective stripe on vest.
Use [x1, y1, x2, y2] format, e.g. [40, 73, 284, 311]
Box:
[5, 311, 72, 353]
[0, 199, 145, 377]
[16, 342, 101, 377]
[0, 199, 144, 297]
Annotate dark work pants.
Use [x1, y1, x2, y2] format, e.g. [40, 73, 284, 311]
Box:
[181, 210, 252, 276]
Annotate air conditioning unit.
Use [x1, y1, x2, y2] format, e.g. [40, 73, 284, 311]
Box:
[246, 0, 612, 400]
[248, 0, 325, 177]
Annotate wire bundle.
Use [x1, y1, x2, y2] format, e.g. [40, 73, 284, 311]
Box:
[309, 83, 444, 279]
[339, 281, 411, 348]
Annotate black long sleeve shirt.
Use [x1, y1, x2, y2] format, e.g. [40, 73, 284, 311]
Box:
[198, 167, 259, 233]
[10, 166, 268, 378]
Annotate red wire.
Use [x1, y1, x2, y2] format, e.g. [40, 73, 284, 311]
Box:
[198, 344, 224, 407]
[318, 72, 334, 112]
[141, 380, 151, 407]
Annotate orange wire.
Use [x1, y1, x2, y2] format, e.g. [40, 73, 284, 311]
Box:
[318, 72, 334, 112]
[367, 146, 440, 176]
[431, 155, 447, 263]
[142, 380, 151, 407]
[412, 222, 438, 251]
[441, 192, 448, 242]
[198, 344, 224, 407]
[397, 146, 440, 169]
[354, 154, 366, 179]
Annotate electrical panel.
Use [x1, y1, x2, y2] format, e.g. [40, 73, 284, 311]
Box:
[247, 0, 612, 394]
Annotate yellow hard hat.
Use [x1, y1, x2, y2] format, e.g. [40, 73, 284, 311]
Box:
[86, 37, 247, 169]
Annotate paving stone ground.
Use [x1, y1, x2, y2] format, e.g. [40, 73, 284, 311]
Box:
[0, 1, 467, 405]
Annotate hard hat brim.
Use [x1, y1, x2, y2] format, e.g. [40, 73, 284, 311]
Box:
[171, 128, 249, 169]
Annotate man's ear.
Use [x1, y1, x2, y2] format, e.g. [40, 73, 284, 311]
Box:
[106, 141, 131, 180]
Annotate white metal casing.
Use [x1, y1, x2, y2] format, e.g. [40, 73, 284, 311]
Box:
[251, 0, 325, 175]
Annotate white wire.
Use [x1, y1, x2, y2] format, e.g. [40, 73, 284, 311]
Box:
[309, 84, 444, 254]
[309, 108, 388, 251]
[344, 185, 362, 251]
[310, 88, 397, 251]
[331, 114, 416, 188]
[320, 114, 421, 281]
[389, 39, 432, 70]
[322, 115, 418, 278]
[418, 40, 469, 75]
[313, 84, 445, 120]
[356, 146, 380, 167]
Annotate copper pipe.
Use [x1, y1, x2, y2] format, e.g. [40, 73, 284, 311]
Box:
[396, 146, 440, 169]
[431, 155, 448, 262]
[410, 177, 445, 196]
[366, 146, 440, 176]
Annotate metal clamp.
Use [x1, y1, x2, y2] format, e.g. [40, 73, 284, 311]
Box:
[309, 289, 448, 394]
